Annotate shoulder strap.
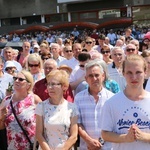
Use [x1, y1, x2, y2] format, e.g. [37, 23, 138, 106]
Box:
[10, 100, 32, 146]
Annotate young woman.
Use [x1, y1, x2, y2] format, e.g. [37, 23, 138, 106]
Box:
[101, 54, 150, 150]
[35, 70, 78, 150]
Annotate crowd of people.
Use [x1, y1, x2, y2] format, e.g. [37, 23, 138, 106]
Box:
[0, 25, 150, 150]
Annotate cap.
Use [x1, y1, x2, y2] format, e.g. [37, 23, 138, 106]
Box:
[59, 65, 72, 74]
[5, 61, 16, 68]
[33, 44, 39, 48]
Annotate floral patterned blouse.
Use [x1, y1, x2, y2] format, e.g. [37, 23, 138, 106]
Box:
[35, 99, 79, 150]
[4, 94, 36, 150]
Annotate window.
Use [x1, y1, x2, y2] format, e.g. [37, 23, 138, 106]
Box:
[47, 13, 68, 22]
[79, 12, 97, 20]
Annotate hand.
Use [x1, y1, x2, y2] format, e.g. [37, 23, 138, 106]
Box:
[86, 138, 102, 150]
[125, 125, 136, 142]
[132, 124, 147, 141]
[0, 107, 7, 121]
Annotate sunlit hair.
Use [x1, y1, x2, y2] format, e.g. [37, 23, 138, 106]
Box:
[122, 54, 147, 73]
[111, 46, 124, 55]
[20, 70, 34, 93]
[141, 50, 150, 58]
[85, 59, 104, 75]
[40, 42, 49, 49]
[26, 53, 43, 70]
[46, 70, 69, 88]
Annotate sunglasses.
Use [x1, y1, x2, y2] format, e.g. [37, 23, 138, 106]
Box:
[126, 48, 135, 52]
[28, 63, 39, 67]
[79, 64, 85, 68]
[86, 41, 92, 44]
[101, 51, 110, 54]
[13, 76, 27, 82]
[65, 50, 72, 53]
[41, 57, 49, 60]
[5, 67, 14, 71]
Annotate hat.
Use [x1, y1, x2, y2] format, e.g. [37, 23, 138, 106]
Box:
[5, 61, 16, 68]
[33, 44, 39, 48]
[59, 65, 72, 74]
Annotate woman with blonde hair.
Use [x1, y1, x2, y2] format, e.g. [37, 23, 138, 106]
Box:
[35, 70, 78, 150]
[26, 53, 45, 83]
[0, 70, 41, 150]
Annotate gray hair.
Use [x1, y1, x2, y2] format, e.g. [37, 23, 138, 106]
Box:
[85, 59, 104, 75]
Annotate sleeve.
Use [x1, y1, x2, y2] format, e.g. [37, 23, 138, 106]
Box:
[74, 94, 82, 124]
[100, 100, 114, 132]
[35, 102, 43, 116]
[71, 103, 79, 117]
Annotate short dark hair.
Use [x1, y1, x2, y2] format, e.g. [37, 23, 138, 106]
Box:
[78, 52, 91, 62]
[98, 34, 105, 40]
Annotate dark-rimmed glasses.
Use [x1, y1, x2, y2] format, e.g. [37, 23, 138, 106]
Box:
[86, 41, 92, 44]
[101, 51, 110, 54]
[65, 50, 72, 53]
[79, 64, 85, 68]
[13, 77, 27, 82]
[28, 63, 39, 67]
[126, 48, 135, 52]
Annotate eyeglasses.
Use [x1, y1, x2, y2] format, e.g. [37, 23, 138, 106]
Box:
[86, 41, 92, 44]
[114, 53, 122, 56]
[65, 50, 72, 53]
[28, 63, 39, 67]
[41, 57, 49, 60]
[79, 64, 85, 68]
[101, 51, 110, 54]
[13, 77, 27, 82]
[47, 82, 61, 88]
[5, 67, 14, 71]
[126, 48, 135, 52]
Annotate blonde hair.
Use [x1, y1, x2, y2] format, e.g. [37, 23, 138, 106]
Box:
[20, 70, 34, 93]
[122, 54, 147, 73]
[26, 53, 43, 70]
[46, 70, 69, 88]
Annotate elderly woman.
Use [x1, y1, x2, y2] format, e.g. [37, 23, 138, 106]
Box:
[26, 53, 45, 83]
[35, 70, 79, 150]
[0, 70, 41, 150]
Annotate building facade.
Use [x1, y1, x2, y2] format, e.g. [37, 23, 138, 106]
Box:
[0, 0, 149, 34]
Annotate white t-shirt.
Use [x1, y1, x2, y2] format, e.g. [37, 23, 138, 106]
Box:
[35, 99, 79, 150]
[101, 91, 150, 150]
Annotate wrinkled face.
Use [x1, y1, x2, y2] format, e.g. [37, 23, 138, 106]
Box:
[44, 62, 57, 76]
[51, 45, 60, 56]
[46, 78, 64, 98]
[111, 49, 124, 64]
[85, 66, 105, 90]
[4, 49, 13, 61]
[125, 45, 137, 56]
[123, 60, 146, 89]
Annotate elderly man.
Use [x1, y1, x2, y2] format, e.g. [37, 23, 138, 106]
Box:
[75, 60, 114, 150]
[51, 43, 65, 66]
[3, 46, 22, 72]
[108, 47, 126, 91]
[125, 43, 138, 56]
[33, 59, 57, 101]
[59, 45, 79, 69]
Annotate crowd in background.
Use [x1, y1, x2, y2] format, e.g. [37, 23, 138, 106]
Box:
[0, 24, 150, 150]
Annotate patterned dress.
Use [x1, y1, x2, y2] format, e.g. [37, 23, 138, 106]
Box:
[35, 99, 79, 150]
[5, 94, 36, 150]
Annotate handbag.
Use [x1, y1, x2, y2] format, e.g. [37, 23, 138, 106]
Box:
[10, 100, 38, 150]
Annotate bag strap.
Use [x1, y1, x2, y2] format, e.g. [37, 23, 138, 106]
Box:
[10, 100, 32, 146]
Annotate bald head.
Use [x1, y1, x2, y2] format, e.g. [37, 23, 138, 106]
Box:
[44, 59, 58, 76]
